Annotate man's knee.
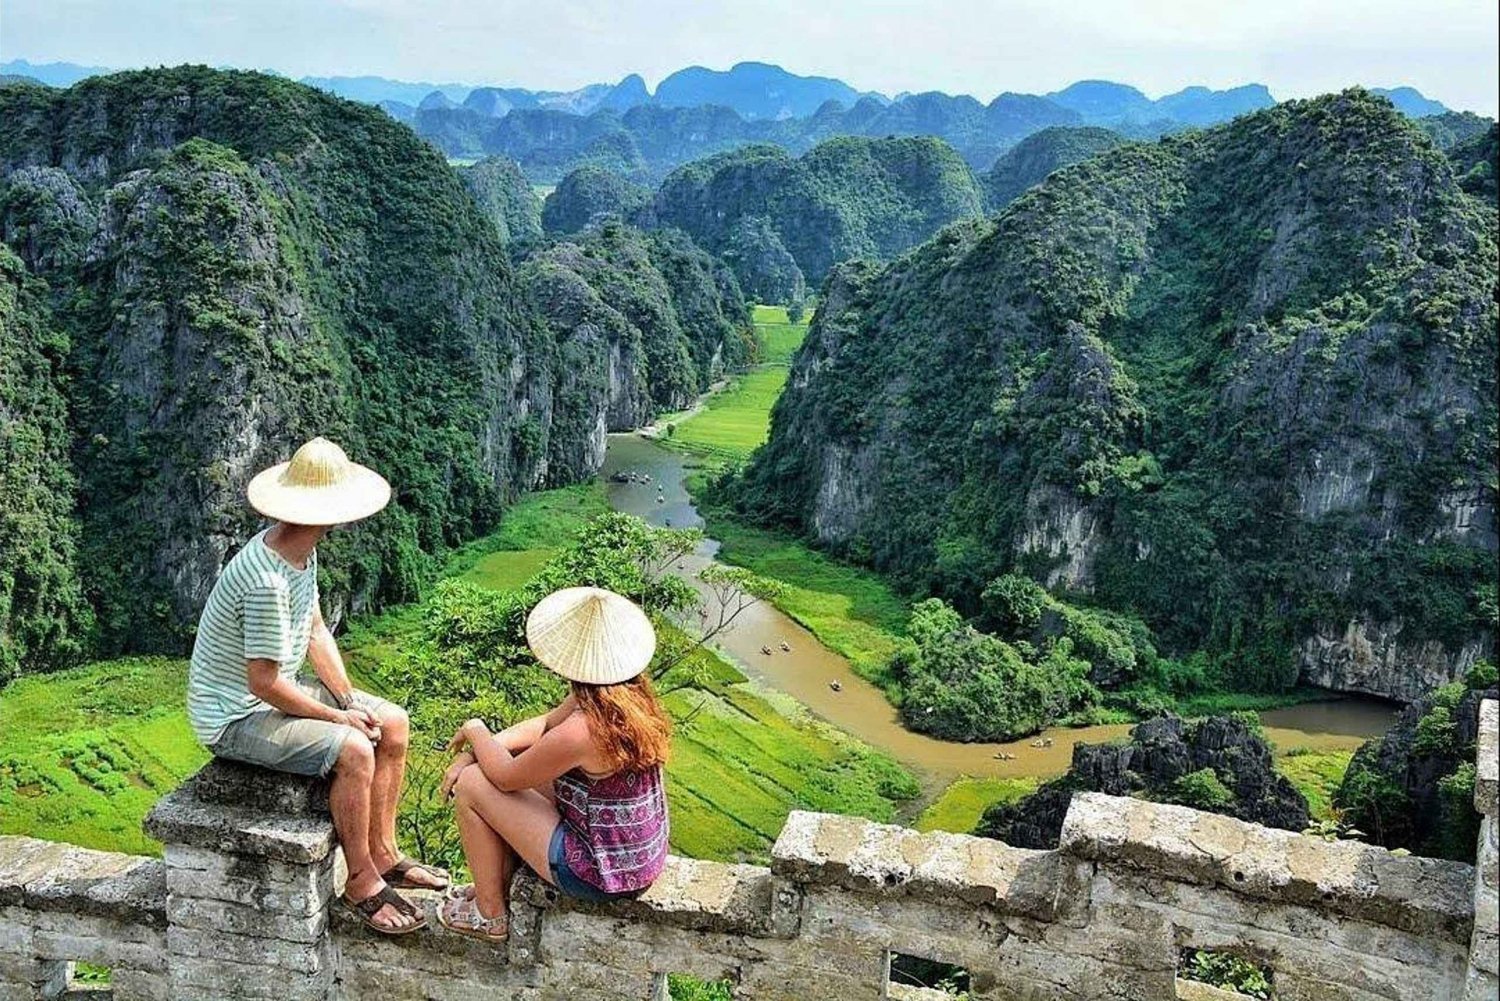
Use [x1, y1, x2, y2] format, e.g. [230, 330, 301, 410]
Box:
[336, 731, 376, 778]
[375, 704, 409, 748]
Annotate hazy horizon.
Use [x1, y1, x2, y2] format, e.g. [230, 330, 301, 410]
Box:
[4, 0, 1497, 116]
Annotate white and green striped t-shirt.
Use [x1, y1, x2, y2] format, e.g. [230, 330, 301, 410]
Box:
[187, 530, 319, 744]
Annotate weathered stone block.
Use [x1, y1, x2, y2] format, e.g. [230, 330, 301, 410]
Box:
[145, 786, 335, 865]
[166, 892, 328, 943]
[168, 925, 330, 973]
[112, 968, 171, 1001]
[514, 855, 782, 936]
[169, 953, 333, 1000]
[165, 844, 333, 916]
[771, 811, 1063, 919]
[0, 907, 32, 956]
[186, 758, 331, 817]
[1477, 700, 1497, 818]
[1060, 792, 1475, 940]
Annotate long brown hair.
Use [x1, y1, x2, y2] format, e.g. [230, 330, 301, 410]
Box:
[572, 674, 672, 772]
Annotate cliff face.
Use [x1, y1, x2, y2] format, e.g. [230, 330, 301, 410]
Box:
[521, 222, 753, 449]
[742, 92, 1498, 699]
[977, 715, 1311, 848]
[0, 245, 91, 682]
[0, 69, 592, 654]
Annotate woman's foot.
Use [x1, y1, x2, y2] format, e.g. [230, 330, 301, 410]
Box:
[437, 893, 508, 942]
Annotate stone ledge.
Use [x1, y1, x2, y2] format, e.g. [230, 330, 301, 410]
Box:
[1059, 791, 1475, 941]
[513, 855, 788, 937]
[187, 758, 330, 817]
[145, 783, 335, 864]
[0, 837, 164, 928]
[1477, 699, 1497, 817]
[769, 810, 1062, 920]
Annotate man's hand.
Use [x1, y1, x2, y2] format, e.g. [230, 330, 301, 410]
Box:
[342, 707, 382, 744]
[440, 753, 475, 800]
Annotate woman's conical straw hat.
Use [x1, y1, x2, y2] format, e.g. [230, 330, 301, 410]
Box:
[246, 437, 392, 526]
[526, 587, 657, 685]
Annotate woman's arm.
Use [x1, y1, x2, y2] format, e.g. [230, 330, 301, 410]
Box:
[490, 694, 579, 753]
[455, 715, 593, 793]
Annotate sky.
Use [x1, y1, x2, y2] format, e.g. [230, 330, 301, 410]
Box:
[3, 0, 1496, 115]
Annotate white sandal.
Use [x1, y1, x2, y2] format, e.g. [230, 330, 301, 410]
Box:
[437, 891, 508, 942]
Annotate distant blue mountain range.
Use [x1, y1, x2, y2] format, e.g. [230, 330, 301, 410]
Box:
[4, 57, 1473, 182]
[2, 57, 1462, 125]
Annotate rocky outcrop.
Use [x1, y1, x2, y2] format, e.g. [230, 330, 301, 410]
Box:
[742, 91, 1497, 699]
[1337, 677, 1497, 861]
[540, 165, 650, 235]
[977, 715, 1311, 849]
[1300, 618, 1494, 701]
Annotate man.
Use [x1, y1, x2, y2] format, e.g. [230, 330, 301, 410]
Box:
[187, 437, 448, 935]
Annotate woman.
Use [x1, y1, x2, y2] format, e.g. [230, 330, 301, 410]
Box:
[437, 586, 672, 941]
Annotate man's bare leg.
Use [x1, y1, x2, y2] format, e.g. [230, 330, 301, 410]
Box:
[332, 733, 416, 931]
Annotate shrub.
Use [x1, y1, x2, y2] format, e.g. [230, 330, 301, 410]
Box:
[1167, 768, 1234, 810]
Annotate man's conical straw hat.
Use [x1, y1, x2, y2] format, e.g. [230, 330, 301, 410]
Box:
[246, 437, 391, 526]
[526, 587, 657, 685]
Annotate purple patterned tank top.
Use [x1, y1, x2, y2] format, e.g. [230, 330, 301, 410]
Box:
[555, 764, 669, 894]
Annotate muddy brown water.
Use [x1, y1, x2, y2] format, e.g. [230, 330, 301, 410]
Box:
[603, 433, 1398, 790]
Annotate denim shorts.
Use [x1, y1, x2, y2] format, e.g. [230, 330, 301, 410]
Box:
[210, 679, 392, 778]
[548, 824, 632, 903]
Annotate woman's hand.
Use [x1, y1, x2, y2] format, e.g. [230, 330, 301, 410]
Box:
[439, 753, 474, 801]
[445, 717, 490, 754]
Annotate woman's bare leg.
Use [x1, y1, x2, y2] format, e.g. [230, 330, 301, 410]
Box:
[454, 785, 510, 919]
[453, 766, 561, 919]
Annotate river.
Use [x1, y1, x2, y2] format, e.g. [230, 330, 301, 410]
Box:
[602, 433, 1398, 789]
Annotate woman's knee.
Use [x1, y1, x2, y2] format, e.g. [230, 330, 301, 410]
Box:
[453, 763, 488, 805]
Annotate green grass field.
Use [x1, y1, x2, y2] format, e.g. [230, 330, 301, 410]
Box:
[0, 657, 208, 854]
[657, 305, 807, 464]
[914, 776, 1039, 834]
[1275, 749, 1353, 822]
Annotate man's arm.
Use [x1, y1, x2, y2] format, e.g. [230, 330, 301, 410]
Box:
[247, 658, 358, 725]
[306, 603, 356, 710]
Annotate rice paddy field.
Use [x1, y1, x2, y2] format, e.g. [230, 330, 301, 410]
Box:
[656, 305, 807, 463]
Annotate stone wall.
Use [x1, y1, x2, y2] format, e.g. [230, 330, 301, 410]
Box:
[1, 701, 1496, 1001]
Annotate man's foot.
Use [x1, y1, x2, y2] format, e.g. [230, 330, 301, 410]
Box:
[343, 875, 425, 935]
[373, 849, 449, 890]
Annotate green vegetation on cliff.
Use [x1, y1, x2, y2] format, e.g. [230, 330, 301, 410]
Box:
[541, 165, 650, 235]
[651, 136, 986, 302]
[982, 125, 1127, 211]
[457, 155, 543, 245]
[0, 68, 736, 670]
[0, 246, 91, 681]
[737, 91, 1498, 705]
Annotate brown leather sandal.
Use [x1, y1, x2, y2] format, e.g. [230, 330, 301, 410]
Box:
[343, 884, 427, 935]
[381, 857, 451, 890]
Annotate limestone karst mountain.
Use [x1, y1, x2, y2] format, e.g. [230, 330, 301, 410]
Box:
[0, 68, 744, 666]
[736, 90, 1498, 701]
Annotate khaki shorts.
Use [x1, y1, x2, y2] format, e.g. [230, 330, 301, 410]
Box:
[210, 679, 394, 778]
